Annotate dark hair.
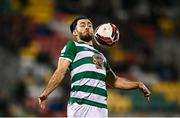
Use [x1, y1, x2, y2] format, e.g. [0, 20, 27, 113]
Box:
[70, 16, 89, 33]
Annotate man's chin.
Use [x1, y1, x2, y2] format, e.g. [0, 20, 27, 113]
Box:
[80, 35, 93, 42]
[82, 39, 92, 42]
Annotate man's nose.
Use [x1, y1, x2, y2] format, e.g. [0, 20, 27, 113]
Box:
[85, 26, 89, 31]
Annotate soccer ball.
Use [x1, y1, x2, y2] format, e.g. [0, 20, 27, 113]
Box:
[94, 23, 120, 46]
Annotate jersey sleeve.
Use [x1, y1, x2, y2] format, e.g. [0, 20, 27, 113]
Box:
[105, 61, 111, 72]
[59, 41, 77, 62]
[101, 53, 111, 72]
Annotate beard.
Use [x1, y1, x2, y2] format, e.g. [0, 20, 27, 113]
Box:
[79, 33, 93, 42]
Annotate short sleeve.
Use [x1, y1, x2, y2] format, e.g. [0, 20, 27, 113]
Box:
[105, 61, 111, 72]
[59, 41, 77, 62]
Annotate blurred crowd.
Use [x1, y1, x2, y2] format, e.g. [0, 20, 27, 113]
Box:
[0, 0, 180, 116]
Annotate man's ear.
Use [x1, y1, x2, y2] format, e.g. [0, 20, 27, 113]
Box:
[73, 30, 78, 36]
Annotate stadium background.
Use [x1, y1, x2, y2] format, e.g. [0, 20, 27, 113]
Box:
[0, 0, 180, 117]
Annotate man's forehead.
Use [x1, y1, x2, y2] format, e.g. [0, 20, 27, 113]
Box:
[77, 19, 92, 24]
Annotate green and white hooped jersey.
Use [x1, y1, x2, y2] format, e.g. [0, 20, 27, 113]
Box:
[60, 41, 111, 109]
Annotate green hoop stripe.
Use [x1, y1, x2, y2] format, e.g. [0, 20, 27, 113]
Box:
[72, 85, 107, 97]
[76, 46, 100, 55]
[69, 97, 107, 109]
[71, 71, 106, 83]
[70, 57, 92, 70]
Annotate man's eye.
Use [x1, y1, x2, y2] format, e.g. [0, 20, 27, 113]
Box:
[80, 24, 85, 27]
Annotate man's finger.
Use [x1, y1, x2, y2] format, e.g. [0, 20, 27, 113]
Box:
[146, 96, 150, 102]
[144, 91, 151, 102]
[38, 98, 44, 110]
[38, 98, 41, 104]
[143, 89, 151, 102]
[147, 96, 150, 101]
[41, 103, 45, 110]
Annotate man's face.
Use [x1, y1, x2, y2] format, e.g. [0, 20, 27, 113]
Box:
[74, 19, 94, 42]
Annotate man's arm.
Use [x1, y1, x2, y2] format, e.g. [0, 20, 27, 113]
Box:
[38, 58, 70, 110]
[106, 69, 151, 101]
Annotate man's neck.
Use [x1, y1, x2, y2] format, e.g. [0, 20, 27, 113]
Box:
[77, 38, 93, 46]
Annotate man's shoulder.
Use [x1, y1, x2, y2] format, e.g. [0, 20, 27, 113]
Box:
[65, 40, 76, 47]
[66, 40, 75, 44]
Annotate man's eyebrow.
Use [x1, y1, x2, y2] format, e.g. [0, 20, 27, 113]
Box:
[87, 21, 92, 25]
[79, 21, 92, 24]
[80, 22, 85, 24]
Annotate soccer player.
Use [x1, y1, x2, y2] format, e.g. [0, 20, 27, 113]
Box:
[38, 16, 151, 117]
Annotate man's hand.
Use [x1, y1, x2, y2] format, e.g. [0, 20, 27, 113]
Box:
[38, 95, 47, 111]
[138, 82, 151, 101]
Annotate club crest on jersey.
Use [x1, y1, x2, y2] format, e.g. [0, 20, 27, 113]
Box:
[92, 54, 104, 69]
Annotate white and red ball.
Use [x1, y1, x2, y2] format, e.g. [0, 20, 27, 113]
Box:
[94, 23, 120, 46]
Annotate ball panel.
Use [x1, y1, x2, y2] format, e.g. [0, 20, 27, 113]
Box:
[95, 23, 113, 38]
[94, 34, 113, 46]
[94, 23, 120, 46]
